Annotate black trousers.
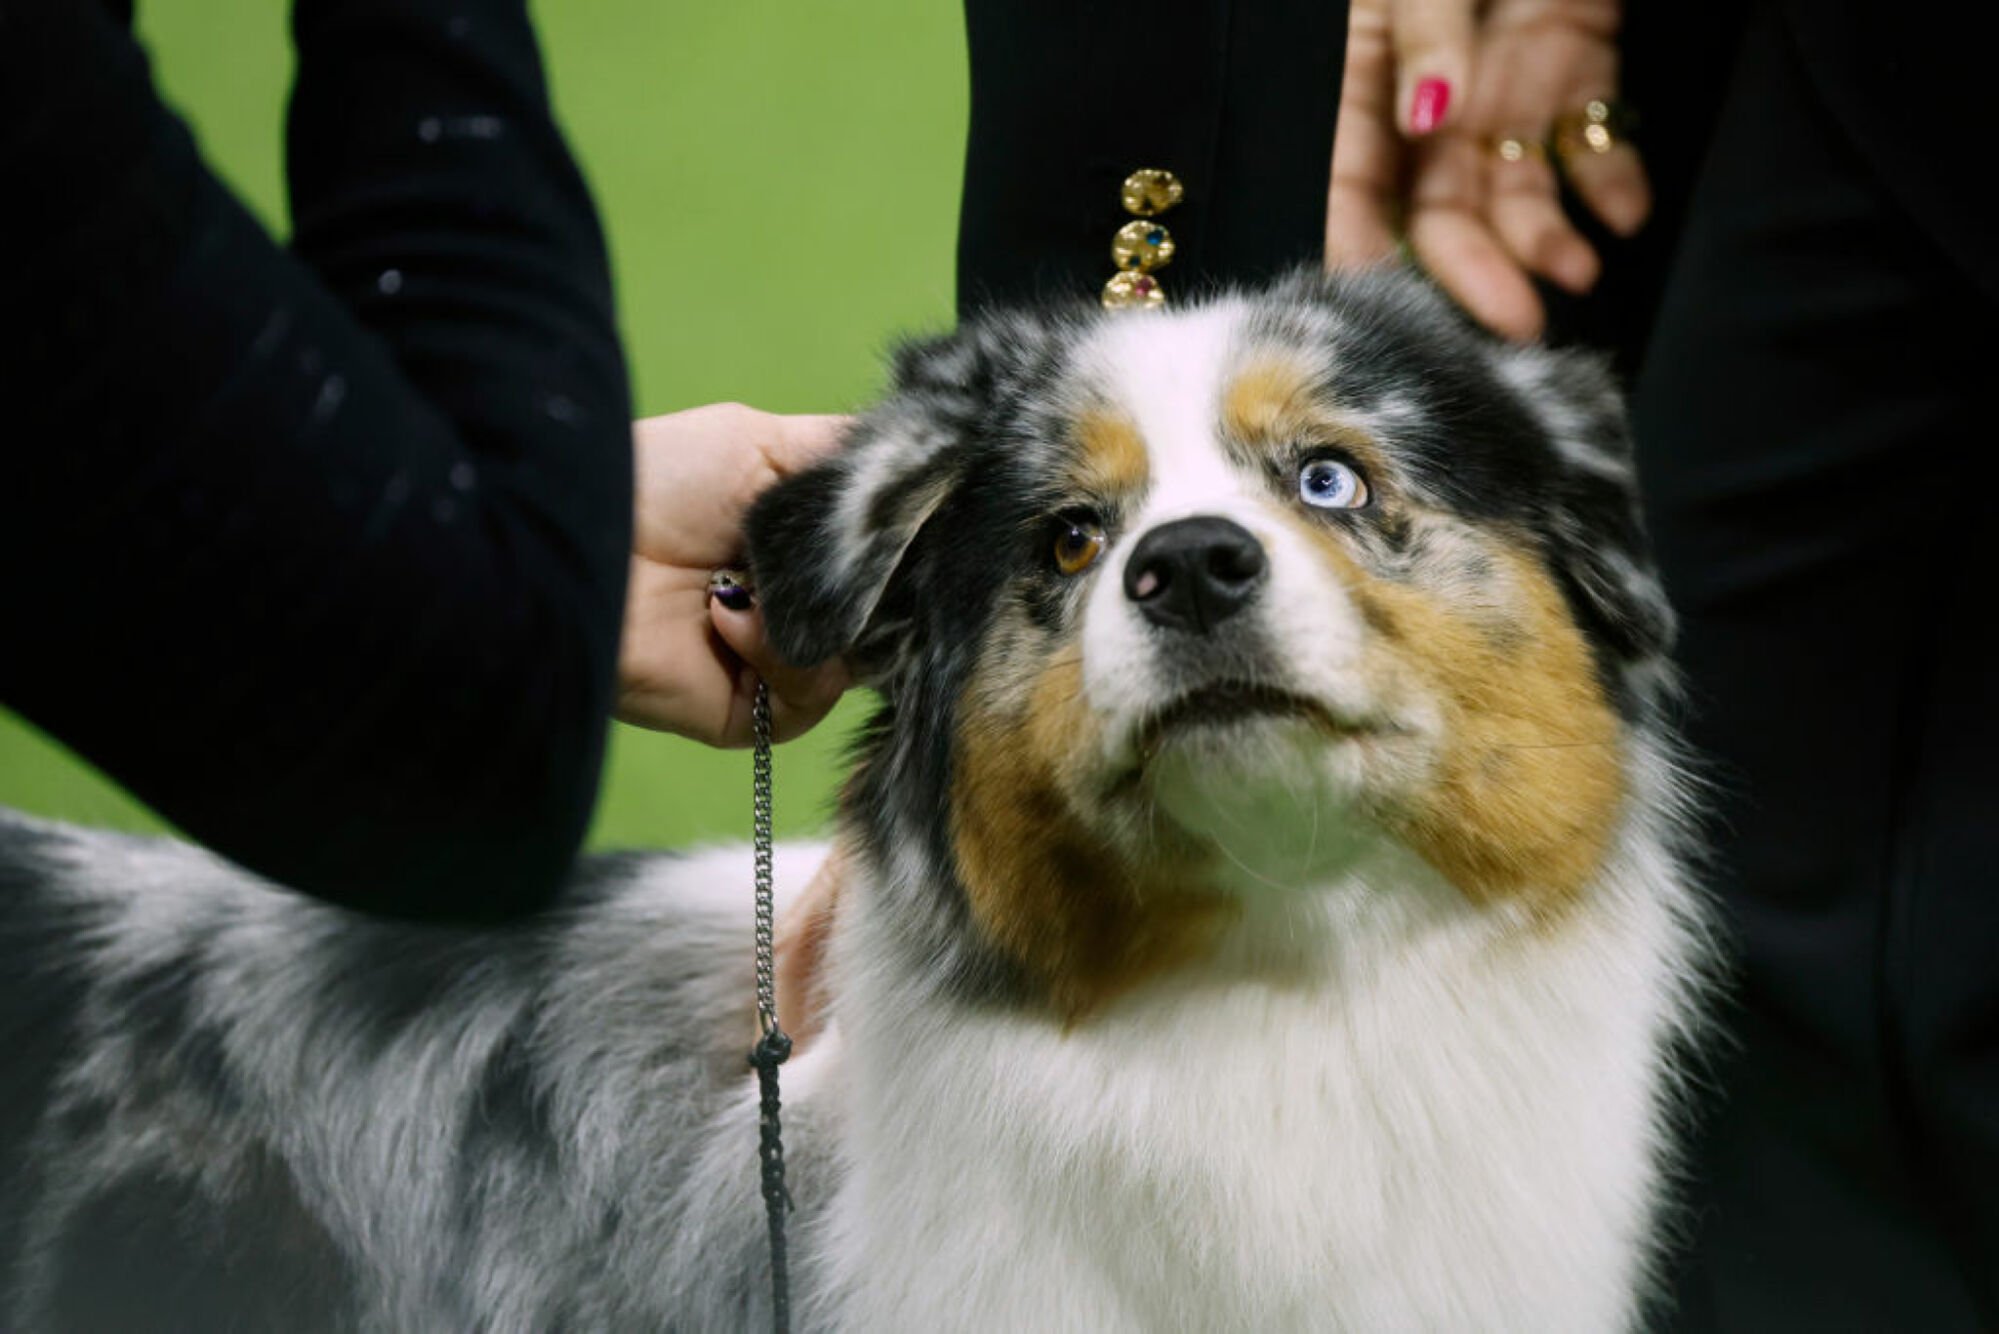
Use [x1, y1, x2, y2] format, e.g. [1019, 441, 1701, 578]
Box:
[1635, 7, 1999, 1327]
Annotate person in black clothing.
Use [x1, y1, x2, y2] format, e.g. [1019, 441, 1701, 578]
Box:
[1323, 0, 1998, 1323]
[0, 0, 847, 923]
[1624, 8, 1997, 1327]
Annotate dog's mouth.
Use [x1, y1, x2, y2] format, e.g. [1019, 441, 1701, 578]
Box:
[1133, 682, 1368, 759]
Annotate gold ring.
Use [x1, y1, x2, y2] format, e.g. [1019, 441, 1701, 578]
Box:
[1490, 135, 1548, 164]
[1551, 99, 1635, 158]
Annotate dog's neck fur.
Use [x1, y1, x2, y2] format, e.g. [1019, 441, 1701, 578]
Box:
[804, 738, 1702, 1331]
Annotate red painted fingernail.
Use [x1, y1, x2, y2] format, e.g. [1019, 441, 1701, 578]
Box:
[1409, 78, 1452, 135]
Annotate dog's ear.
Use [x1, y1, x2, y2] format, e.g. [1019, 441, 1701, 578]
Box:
[748, 331, 1000, 673]
[1493, 344, 1678, 700]
[747, 414, 965, 671]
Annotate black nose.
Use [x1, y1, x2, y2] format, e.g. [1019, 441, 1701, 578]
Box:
[1123, 516, 1268, 634]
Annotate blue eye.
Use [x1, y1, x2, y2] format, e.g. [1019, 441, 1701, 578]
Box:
[1298, 458, 1369, 510]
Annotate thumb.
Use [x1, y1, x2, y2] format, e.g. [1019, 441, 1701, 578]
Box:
[763, 413, 852, 478]
[1392, 0, 1476, 137]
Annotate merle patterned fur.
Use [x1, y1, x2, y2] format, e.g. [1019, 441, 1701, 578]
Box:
[0, 268, 1677, 1328]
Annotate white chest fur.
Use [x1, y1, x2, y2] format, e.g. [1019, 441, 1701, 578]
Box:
[806, 836, 1700, 1333]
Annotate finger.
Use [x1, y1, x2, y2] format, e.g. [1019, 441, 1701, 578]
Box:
[1541, 26, 1647, 237]
[1408, 206, 1549, 343]
[1326, 121, 1407, 266]
[1390, 0, 1475, 137]
[1467, 34, 1610, 296]
[710, 598, 851, 743]
[764, 414, 852, 477]
[1325, 0, 1406, 267]
[614, 559, 742, 739]
[1402, 133, 1548, 341]
[1559, 136, 1651, 238]
[1488, 160, 1600, 294]
[1324, 184, 1404, 269]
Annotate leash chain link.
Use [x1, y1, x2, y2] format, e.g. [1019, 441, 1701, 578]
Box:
[752, 679, 778, 1030]
[745, 679, 795, 1334]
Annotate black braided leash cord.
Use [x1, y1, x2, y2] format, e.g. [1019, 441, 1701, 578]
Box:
[745, 679, 795, 1333]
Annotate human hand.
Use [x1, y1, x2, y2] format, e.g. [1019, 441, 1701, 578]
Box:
[617, 404, 852, 745]
[1326, 0, 1648, 341]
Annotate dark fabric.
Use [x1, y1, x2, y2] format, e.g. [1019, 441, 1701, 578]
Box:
[1629, 6, 1998, 1327]
[0, 0, 632, 921]
[1776, 0, 1996, 310]
[956, 0, 1347, 313]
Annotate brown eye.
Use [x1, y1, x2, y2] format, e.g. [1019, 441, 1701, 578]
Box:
[1052, 518, 1106, 576]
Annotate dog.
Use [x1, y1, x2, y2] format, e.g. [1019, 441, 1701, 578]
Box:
[0, 268, 1708, 1330]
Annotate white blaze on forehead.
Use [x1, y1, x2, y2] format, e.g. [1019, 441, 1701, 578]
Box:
[1078, 301, 1256, 528]
[1072, 301, 1374, 757]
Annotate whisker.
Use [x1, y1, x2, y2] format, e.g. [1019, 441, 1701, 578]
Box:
[1485, 740, 1618, 753]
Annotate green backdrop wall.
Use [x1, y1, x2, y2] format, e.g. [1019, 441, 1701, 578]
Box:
[0, 1, 969, 851]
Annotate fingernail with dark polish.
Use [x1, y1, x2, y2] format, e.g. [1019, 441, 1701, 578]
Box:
[1409, 78, 1451, 135]
[708, 567, 757, 611]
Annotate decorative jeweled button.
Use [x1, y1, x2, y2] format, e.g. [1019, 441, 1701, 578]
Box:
[1119, 169, 1185, 218]
[1111, 219, 1175, 273]
[1101, 270, 1166, 310]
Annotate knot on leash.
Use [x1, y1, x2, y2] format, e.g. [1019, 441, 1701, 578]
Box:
[749, 1026, 794, 1071]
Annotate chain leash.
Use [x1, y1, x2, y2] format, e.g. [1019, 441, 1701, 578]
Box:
[745, 679, 794, 1333]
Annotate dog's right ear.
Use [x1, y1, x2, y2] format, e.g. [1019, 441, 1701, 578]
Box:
[746, 399, 973, 674]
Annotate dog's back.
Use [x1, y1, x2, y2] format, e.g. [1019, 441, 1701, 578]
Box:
[0, 807, 826, 1329]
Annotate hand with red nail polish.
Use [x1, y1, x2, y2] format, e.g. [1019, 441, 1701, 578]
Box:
[615, 404, 853, 746]
[1327, 0, 1649, 343]
[1409, 76, 1453, 135]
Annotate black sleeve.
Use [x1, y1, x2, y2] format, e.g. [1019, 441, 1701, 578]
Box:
[956, 0, 1347, 314]
[0, 0, 633, 921]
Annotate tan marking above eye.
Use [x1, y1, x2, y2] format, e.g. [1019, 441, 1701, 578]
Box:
[1053, 519, 1106, 576]
[1222, 359, 1321, 444]
[1221, 358, 1392, 486]
[1071, 410, 1150, 498]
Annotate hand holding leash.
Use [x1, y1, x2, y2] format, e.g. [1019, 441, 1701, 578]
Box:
[617, 405, 851, 746]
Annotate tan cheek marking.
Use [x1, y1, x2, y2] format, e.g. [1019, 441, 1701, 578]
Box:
[1293, 517, 1625, 909]
[1070, 409, 1150, 498]
[951, 641, 1228, 1020]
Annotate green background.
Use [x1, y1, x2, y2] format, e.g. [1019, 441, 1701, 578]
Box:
[0, 1, 969, 849]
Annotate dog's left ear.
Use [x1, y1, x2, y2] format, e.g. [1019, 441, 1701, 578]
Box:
[746, 399, 972, 675]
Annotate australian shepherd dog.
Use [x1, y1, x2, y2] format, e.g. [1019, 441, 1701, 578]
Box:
[0, 269, 1707, 1330]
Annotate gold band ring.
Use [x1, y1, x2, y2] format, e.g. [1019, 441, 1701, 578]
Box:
[1490, 135, 1549, 164]
[1551, 99, 1636, 158]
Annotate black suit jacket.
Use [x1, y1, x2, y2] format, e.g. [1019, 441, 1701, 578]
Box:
[1561, 0, 1988, 367]
[1778, 0, 1990, 303]
[956, 0, 1348, 315]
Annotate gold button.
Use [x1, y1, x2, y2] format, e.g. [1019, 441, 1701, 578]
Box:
[1120, 169, 1184, 218]
[1111, 220, 1175, 273]
[1101, 270, 1166, 310]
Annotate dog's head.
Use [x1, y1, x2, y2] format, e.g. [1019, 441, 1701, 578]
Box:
[749, 269, 1676, 1014]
